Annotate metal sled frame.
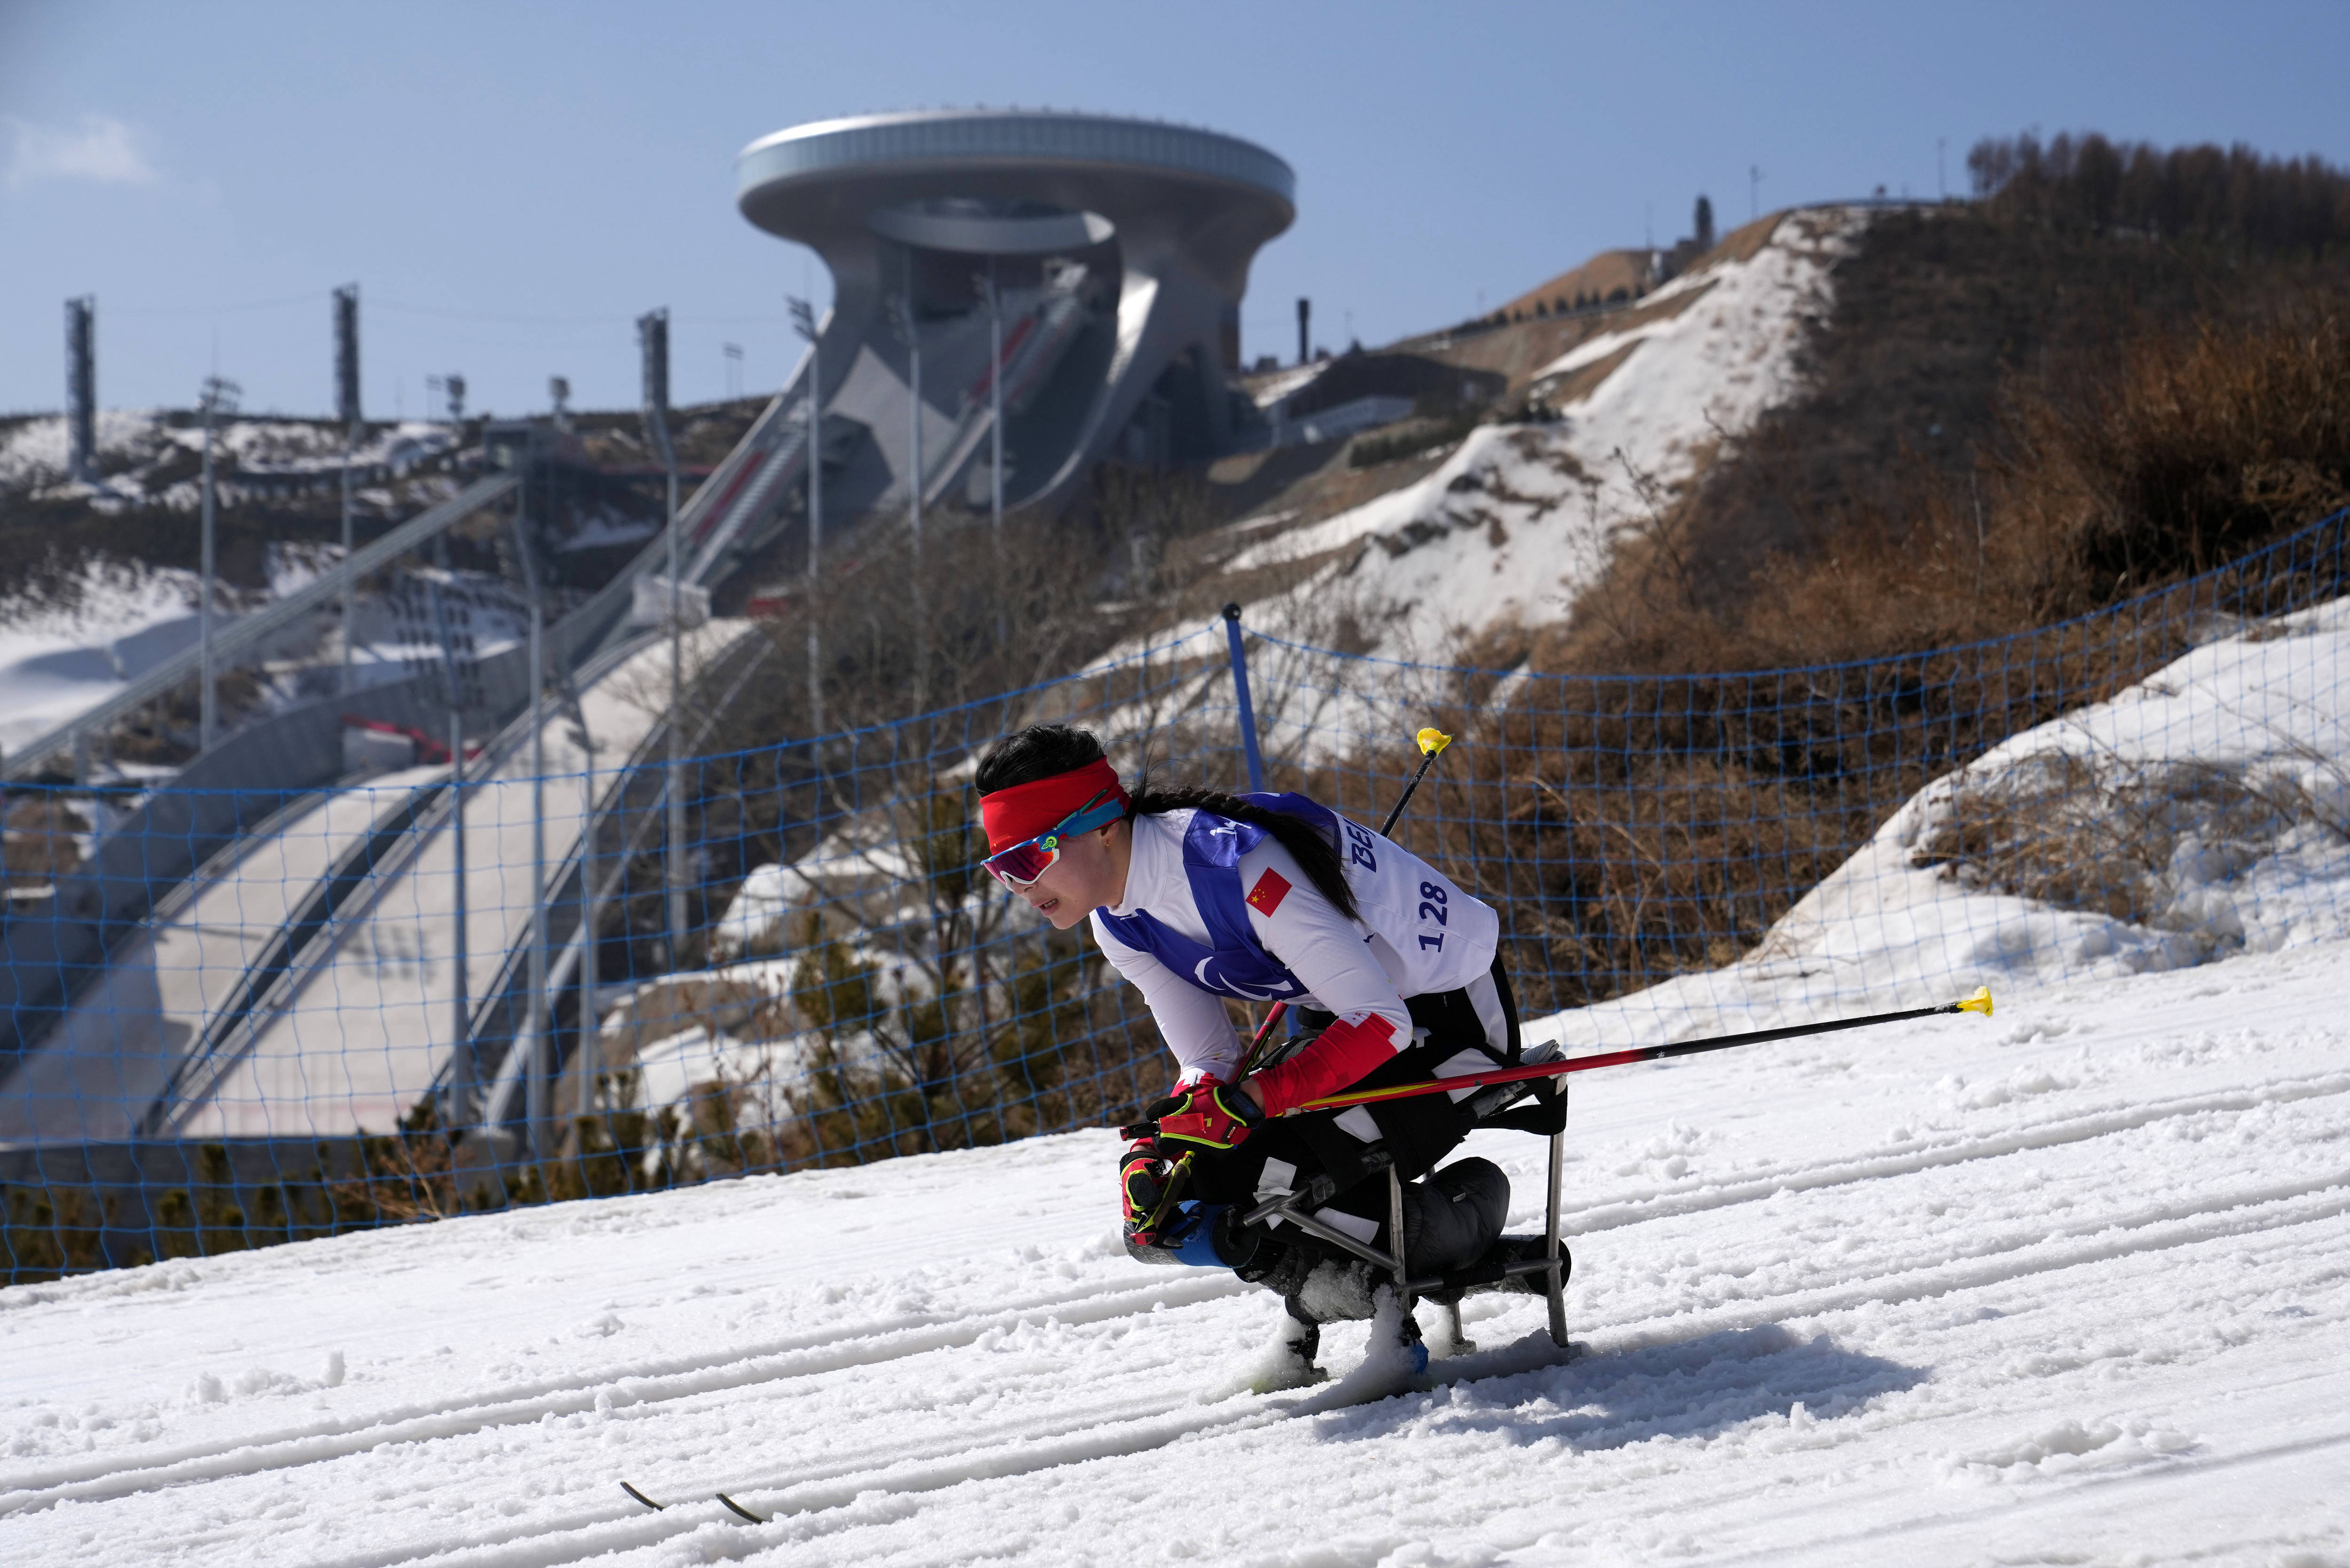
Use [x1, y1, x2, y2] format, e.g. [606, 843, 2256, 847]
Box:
[1241, 1072, 1572, 1351]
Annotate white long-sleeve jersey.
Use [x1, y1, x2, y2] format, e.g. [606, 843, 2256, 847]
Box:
[1088, 800, 1499, 1088]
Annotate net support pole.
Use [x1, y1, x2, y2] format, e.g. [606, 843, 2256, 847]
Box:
[517, 500, 549, 1163]
[573, 719, 600, 1138]
[665, 459, 685, 969]
[1544, 1081, 1570, 1348]
[199, 394, 219, 752]
[1222, 603, 1266, 792]
[432, 579, 472, 1136]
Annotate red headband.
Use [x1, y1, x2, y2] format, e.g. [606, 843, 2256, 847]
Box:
[979, 757, 1128, 852]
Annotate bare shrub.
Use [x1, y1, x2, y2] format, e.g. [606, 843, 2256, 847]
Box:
[1912, 745, 2350, 928]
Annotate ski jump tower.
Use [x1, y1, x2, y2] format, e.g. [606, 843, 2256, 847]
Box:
[736, 109, 1295, 517]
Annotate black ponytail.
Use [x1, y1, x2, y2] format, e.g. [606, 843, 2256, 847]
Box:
[1126, 778, 1360, 923]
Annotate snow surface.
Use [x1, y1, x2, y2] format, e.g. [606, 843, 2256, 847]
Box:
[7, 594, 2342, 1564]
[1, 946, 2344, 1565]
[1534, 595, 2350, 1060]
[0, 409, 169, 491]
[0, 553, 537, 763]
[0, 411, 455, 501]
[0, 410, 481, 757]
[0, 558, 207, 758]
[1222, 209, 1867, 660]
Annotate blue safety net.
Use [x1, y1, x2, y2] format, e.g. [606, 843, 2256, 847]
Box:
[4, 506, 2346, 1281]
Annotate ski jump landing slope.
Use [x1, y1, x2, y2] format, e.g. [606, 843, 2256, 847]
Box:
[0, 763, 447, 1143]
[159, 619, 748, 1140]
[0, 945, 2344, 1565]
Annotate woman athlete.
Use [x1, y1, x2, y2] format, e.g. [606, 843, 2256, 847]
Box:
[974, 724, 1551, 1372]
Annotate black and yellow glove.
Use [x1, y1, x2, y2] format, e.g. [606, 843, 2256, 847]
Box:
[1120, 1140, 1175, 1244]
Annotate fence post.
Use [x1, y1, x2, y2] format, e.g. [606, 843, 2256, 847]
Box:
[1222, 603, 1266, 793]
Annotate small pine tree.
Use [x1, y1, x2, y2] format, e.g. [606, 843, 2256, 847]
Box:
[1694, 194, 1716, 251]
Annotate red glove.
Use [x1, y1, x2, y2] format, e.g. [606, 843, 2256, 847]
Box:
[1120, 1141, 1174, 1242]
[1249, 1011, 1402, 1116]
[1144, 1078, 1263, 1154]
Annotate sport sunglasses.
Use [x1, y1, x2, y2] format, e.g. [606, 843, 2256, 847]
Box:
[982, 789, 1128, 888]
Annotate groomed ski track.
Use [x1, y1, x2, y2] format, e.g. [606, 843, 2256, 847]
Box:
[4, 942, 2347, 1565]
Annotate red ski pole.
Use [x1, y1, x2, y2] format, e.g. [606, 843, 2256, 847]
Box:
[1282, 988, 1996, 1116]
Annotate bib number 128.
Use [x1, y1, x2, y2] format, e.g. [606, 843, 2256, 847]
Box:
[1418, 881, 1447, 950]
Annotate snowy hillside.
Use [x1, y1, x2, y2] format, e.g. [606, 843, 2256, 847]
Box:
[0, 557, 210, 759]
[1536, 593, 2350, 1058]
[1221, 208, 1868, 659]
[4, 596, 2346, 1564]
[0, 409, 594, 767]
[0, 410, 457, 510]
[0, 549, 535, 764]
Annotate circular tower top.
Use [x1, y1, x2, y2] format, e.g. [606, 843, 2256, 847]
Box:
[739, 108, 1293, 215]
[736, 109, 1294, 281]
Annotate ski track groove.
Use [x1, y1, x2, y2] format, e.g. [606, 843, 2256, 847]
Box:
[1554, 1067, 2350, 1236]
[1696, 1422, 2350, 1567]
[0, 1273, 1248, 1515]
[267, 1397, 1300, 1568]
[70, 1166, 2350, 1568]
[259, 1341, 1555, 1568]
[1591, 1167, 2350, 1349]
[10, 1064, 2341, 1562]
[626, 1180, 2350, 1568]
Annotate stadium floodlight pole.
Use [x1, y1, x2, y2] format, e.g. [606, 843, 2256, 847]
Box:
[339, 420, 354, 692]
[789, 295, 822, 734]
[196, 374, 240, 752]
[1287, 989, 1999, 1118]
[891, 268, 927, 709]
[640, 308, 686, 967]
[978, 263, 1006, 647]
[1238, 728, 1454, 1076]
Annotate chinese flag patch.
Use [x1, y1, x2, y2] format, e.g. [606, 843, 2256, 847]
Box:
[1246, 867, 1292, 916]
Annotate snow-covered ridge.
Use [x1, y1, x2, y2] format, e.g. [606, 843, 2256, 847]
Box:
[1781, 594, 2350, 990]
[1207, 207, 1871, 661]
[0, 409, 457, 509]
[1528, 592, 2350, 1064]
[0, 557, 214, 760]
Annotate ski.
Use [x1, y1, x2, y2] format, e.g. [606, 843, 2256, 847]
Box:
[619, 1482, 769, 1524]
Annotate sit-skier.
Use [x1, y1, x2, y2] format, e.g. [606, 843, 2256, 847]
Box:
[974, 724, 1559, 1384]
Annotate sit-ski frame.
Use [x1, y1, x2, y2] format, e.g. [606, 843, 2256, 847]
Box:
[1239, 1072, 1571, 1353]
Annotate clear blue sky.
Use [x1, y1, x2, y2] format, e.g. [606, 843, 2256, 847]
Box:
[5, 0, 2347, 420]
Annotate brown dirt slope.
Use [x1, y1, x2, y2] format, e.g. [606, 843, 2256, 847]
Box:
[1540, 202, 2350, 676]
[1498, 248, 1653, 319]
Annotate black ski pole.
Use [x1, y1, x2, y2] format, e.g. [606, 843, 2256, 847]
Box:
[1236, 727, 1452, 1074]
[1287, 988, 1997, 1115]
